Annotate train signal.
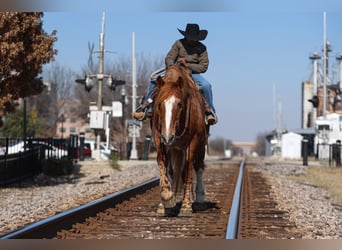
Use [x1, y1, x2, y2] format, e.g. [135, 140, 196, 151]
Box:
[308, 95, 319, 108]
[75, 76, 96, 92]
[106, 77, 125, 91]
[76, 76, 125, 92]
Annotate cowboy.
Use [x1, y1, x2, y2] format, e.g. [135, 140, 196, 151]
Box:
[132, 23, 218, 125]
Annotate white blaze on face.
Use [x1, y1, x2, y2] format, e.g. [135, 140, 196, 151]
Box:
[164, 96, 177, 136]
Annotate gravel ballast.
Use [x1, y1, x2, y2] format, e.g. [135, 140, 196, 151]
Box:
[1, 158, 342, 239]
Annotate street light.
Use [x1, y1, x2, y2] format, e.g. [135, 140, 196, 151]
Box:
[60, 107, 65, 139]
[120, 87, 127, 127]
[120, 87, 127, 160]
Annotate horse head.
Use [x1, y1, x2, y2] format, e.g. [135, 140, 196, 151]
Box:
[154, 67, 188, 146]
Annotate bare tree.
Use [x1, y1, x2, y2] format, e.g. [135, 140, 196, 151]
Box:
[107, 53, 164, 150]
[40, 62, 77, 136]
[74, 53, 164, 150]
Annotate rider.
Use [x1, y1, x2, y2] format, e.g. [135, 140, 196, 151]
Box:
[132, 23, 218, 125]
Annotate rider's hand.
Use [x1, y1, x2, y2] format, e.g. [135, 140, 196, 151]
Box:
[177, 57, 188, 67]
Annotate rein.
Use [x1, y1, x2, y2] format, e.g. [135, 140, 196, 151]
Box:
[175, 96, 191, 138]
[156, 92, 191, 141]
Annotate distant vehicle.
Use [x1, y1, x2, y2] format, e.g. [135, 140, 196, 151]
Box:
[1, 140, 68, 159]
[77, 143, 92, 158]
[5, 141, 25, 155]
[99, 142, 118, 160]
[37, 142, 68, 159]
[84, 139, 117, 160]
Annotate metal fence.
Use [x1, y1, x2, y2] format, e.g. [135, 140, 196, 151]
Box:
[0, 137, 78, 186]
[316, 143, 342, 167]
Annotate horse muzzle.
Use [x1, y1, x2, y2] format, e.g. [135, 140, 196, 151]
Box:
[161, 134, 175, 145]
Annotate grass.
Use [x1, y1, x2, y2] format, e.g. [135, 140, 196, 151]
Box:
[109, 152, 121, 171]
[290, 165, 342, 206]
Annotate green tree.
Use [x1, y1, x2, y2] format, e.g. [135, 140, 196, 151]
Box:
[0, 12, 57, 123]
[0, 105, 44, 138]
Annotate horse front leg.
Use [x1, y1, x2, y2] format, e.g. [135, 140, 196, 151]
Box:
[179, 149, 194, 217]
[156, 149, 176, 215]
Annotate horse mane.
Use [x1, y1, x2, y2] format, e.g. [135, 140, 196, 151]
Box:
[155, 65, 196, 104]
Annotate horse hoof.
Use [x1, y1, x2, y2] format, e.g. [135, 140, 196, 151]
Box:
[192, 202, 207, 212]
[162, 195, 176, 208]
[179, 207, 193, 217]
[156, 203, 165, 216]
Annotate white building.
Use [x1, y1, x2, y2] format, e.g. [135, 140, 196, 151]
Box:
[315, 113, 342, 159]
[281, 132, 303, 159]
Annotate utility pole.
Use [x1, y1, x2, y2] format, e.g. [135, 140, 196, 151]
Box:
[323, 11, 327, 119]
[92, 12, 105, 159]
[97, 13, 105, 112]
[130, 32, 138, 160]
[75, 12, 126, 160]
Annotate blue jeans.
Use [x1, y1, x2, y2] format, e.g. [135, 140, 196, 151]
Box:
[143, 73, 216, 114]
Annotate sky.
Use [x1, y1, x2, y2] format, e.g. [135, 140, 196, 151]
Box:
[6, 0, 342, 142]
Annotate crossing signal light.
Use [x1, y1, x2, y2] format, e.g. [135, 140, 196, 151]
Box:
[75, 76, 95, 92]
[106, 77, 125, 91]
[76, 76, 125, 92]
[308, 95, 319, 108]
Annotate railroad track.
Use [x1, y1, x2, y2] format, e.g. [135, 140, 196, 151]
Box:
[1, 158, 299, 239]
[238, 159, 299, 239]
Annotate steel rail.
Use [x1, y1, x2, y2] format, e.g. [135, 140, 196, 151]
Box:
[0, 177, 160, 239]
[225, 159, 245, 239]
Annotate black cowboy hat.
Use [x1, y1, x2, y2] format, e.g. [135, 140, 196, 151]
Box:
[178, 23, 208, 41]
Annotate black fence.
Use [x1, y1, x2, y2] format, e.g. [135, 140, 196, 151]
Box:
[316, 142, 342, 167]
[0, 137, 79, 186]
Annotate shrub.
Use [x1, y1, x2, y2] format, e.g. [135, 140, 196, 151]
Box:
[110, 152, 121, 171]
[41, 159, 74, 176]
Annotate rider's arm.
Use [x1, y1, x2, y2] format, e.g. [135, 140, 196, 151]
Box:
[165, 40, 180, 68]
[186, 50, 209, 73]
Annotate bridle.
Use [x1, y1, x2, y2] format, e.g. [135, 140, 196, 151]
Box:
[157, 93, 191, 142]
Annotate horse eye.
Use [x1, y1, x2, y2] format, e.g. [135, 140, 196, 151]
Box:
[177, 103, 182, 109]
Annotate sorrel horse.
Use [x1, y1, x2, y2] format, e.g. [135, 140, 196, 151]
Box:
[152, 65, 208, 216]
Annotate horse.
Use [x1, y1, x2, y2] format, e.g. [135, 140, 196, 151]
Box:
[152, 64, 208, 216]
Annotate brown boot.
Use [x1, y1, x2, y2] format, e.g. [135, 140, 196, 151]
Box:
[132, 90, 158, 121]
[206, 112, 218, 125]
[132, 111, 146, 121]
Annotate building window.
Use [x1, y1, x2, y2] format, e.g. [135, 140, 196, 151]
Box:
[70, 117, 77, 123]
[85, 128, 93, 133]
[70, 127, 76, 133]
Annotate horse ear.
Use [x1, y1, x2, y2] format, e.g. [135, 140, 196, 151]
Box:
[156, 76, 164, 88]
[176, 76, 184, 88]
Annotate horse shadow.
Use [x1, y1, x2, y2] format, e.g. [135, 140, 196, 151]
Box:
[163, 201, 220, 217]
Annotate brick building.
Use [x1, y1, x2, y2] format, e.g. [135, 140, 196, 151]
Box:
[55, 99, 95, 140]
